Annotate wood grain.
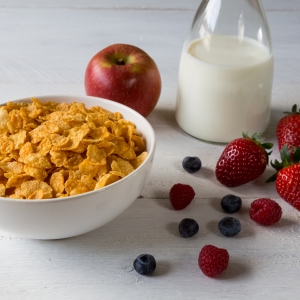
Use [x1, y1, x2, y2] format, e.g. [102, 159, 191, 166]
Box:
[0, 0, 299, 299]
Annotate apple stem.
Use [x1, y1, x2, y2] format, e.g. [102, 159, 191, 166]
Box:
[116, 58, 126, 65]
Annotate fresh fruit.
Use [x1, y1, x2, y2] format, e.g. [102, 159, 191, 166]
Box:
[198, 245, 229, 278]
[133, 254, 156, 275]
[85, 43, 162, 117]
[215, 132, 273, 187]
[221, 194, 242, 213]
[249, 198, 282, 226]
[179, 218, 199, 238]
[266, 145, 300, 210]
[182, 156, 202, 173]
[276, 104, 300, 155]
[169, 183, 195, 210]
[218, 217, 241, 237]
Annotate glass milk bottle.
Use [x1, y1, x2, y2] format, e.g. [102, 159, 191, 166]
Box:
[175, 0, 274, 143]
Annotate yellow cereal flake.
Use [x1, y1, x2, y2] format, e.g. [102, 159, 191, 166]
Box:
[130, 152, 148, 169]
[0, 161, 24, 174]
[110, 158, 135, 178]
[1, 140, 14, 155]
[80, 174, 97, 191]
[0, 98, 148, 199]
[0, 108, 9, 132]
[5, 174, 32, 188]
[24, 165, 48, 181]
[24, 153, 52, 169]
[111, 140, 136, 160]
[43, 121, 60, 134]
[20, 180, 53, 199]
[63, 154, 84, 170]
[95, 164, 108, 181]
[10, 130, 27, 150]
[0, 184, 5, 196]
[65, 179, 87, 195]
[8, 109, 24, 132]
[37, 138, 52, 156]
[18, 142, 34, 162]
[28, 190, 44, 200]
[95, 174, 120, 189]
[87, 145, 106, 165]
[50, 172, 65, 194]
[49, 150, 68, 167]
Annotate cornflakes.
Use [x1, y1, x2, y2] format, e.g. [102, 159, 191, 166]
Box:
[110, 158, 135, 178]
[0, 184, 5, 196]
[50, 172, 65, 194]
[24, 165, 48, 181]
[0, 98, 148, 199]
[20, 180, 53, 199]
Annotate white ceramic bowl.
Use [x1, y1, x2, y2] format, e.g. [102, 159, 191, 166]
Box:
[0, 95, 156, 239]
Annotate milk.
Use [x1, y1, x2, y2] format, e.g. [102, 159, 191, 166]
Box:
[176, 35, 274, 143]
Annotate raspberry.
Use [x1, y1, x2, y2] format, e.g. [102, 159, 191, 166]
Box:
[169, 183, 195, 210]
[249, 198, 282, 226]
[198, 245, 229, 277]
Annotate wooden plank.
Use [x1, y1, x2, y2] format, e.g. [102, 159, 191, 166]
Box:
[0, 196, 299, 299]
[0, 1, 298, 299]
[0, 0, 299, 11]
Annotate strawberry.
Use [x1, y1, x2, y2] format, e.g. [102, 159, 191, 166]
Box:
[266, 145, 300, 211]
[215, 133, 273, 187]
[276, 104, 300, 156]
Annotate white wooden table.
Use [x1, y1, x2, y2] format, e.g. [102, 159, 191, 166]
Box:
[0, 1, 299, 299]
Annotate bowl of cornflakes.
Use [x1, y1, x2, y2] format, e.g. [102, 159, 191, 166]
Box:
[0, 95, 155, 239]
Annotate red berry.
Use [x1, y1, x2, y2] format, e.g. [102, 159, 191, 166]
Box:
[276, 164, 300, 210]
[169, 183, 195, 210]
[215, 133, 273, 187]
[249, 198, 282, 226]
[276, 104, 300, 155]
[266, 145, 300, 211]
[198, 245, 229, 278]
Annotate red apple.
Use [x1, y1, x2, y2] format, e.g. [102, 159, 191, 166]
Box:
[84, 44, 162, 117]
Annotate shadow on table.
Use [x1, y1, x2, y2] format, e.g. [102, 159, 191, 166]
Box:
[221, 258, 250, 280]
[206, 219, 256, 239]
[147, 107, 283, 140]
[147, 107, 177, 128]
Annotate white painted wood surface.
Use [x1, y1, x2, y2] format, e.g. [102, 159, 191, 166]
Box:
[0, 0, 299, 299]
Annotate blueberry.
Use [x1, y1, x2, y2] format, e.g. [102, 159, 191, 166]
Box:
[133, 254, 156, 275]
[218, 217, 241, 237]
[182, 156, 202, 173]
[179, 218, 199, 238]
[221, 194, 242, 213]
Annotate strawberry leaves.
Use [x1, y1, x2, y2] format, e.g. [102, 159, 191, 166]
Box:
[283, 104, 300, 115]
[243, 132, 273, 165]
[293, 146, 300, 163]
[266, 145, 300, 183]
